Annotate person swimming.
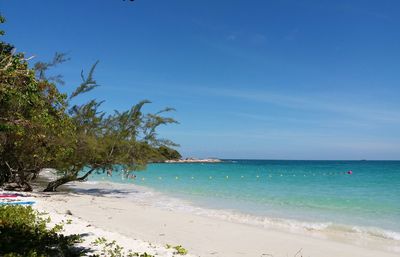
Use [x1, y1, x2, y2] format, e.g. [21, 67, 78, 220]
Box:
[347, 170, 353, 175]
[106, 168, 112, 176]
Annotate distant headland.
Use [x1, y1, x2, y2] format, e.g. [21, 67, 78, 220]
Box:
[164, 157, 222, 163]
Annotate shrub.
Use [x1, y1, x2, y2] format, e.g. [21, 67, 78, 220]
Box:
[91, 237, 155, 257]
[165, 244, 188, 255]
[0, 205, 85, 257]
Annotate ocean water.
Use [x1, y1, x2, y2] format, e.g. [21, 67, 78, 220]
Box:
[89, 160, 400, 241]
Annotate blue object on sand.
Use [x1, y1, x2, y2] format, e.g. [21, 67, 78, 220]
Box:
[0, 201, 35, 205]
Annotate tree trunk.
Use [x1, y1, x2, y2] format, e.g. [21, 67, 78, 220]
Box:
[21, 181, 33, 191]
[43, 176, 75, 192]
[76, 168, 95, 181]
[43, 168, 95, 192]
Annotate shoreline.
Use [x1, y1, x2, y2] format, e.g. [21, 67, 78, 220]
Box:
[23, 180, 400, 257]
[81, 179, 400, 243]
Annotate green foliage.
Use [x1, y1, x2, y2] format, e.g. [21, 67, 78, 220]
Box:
[165, 244, 188, 255]
[0, 205, 85, 257]
[40, 57, 180, 191]
[0, 28, 75, 190]
[34, 52, 70, 84]
[69, 60, 99, 99]
[0, 16, 179, 191]
[143, 145, 182, 163]
[43, 85, 178, 191]
[91, 237, 154, 257]
[127, 253, 154, 257]
[0, 14, 5, 36]
[173, 245, 188, 255]
[157, 145, 182, 160]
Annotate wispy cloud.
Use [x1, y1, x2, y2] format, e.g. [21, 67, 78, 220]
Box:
[197, 87, 400, 124]
[101, 80, 400, 126]
[231, 112, 373, 129]
[162, 128, 400, 153]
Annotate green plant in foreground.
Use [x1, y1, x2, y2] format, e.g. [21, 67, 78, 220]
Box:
[127, 252, 155, 257]
[0, 205, 85, 257]
[92, 238, 124, 257]
[92, 237, 155, 257]
[173, 245, 188, 255]
[165, 244, 188, 255]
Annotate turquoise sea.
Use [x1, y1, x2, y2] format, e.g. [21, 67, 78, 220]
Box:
[90, 160, 400, 241]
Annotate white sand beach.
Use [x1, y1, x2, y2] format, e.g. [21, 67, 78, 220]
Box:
[24, 180, 400, 257]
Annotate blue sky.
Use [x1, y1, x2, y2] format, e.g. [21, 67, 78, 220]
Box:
[2, 0, 400, 159]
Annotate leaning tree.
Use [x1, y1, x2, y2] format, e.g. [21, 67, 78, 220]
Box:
[0, 15, 179, 192]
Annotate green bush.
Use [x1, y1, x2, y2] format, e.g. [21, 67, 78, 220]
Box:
[165, 244, 188, 255]
[0, 205, 85, 257]
[91, 237, 155, 257]
[173, 245, 188, 255]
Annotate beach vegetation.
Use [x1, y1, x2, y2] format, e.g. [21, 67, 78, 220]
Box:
[165, 244, 188, 255]
[0, 16, 75, 191]
[157, 145, 182, 161]
[127, 253, 154, 257]
[91, 237, 155, 257]
[0, 205, 86, 257]
[145, 145, 182, 163]
[0, 15, 180, 192]
[173, 245, 188, 255]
